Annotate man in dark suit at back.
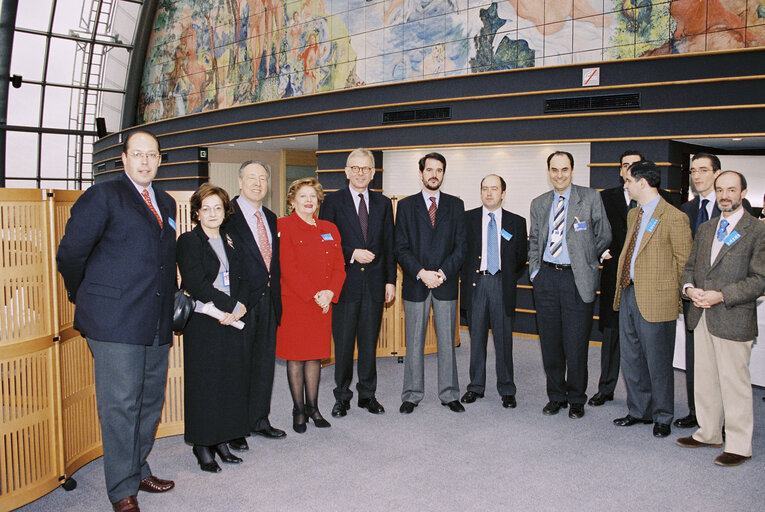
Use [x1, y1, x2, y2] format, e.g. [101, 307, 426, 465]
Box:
[590, 150, 643, 407]
[676, 152, 754, 429]
[319, 148, 396, 418]
[677, 171, 765, 466]
[226, 161, 286, 450]
[395, 152, 467, 414]
[460, 174, 527, 409]
[57, 130, 176, 512]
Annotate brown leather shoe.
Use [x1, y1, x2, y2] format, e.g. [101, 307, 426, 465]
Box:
[138, 475, 175, 493]
[714, 452, 751, 466]
[112, 496, 139, 512]
[676, 436, 722, 448]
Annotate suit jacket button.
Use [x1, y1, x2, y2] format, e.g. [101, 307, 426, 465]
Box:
[156, 292, 160, 296]
[361, 267, 365, 271]
[476, 270, 479, 273]
[473, 283, 476, 287]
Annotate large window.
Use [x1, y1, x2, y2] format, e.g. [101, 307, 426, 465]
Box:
[5, 0, 141, 189]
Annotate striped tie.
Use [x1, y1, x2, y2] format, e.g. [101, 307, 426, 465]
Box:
[549, 196, 564, 258]
[428, 197, 437, 226]
[141, 189, 162, 228]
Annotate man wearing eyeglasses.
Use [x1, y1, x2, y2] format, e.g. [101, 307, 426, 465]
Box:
[57, 130, 177, 512]
[319, 148, 396, 417]
[676, 153, 754, 430]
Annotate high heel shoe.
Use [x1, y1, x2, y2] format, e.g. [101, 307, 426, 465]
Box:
[192, 445, 221, 473]
[213, 443, 242, 464]
[305, 405, 331, 428]
[293, 407, 307, 434]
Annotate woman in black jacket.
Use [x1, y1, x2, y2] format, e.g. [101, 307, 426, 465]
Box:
[177, 184, 249, 473]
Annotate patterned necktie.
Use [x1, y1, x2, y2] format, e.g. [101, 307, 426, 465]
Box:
[549, 196, 564, 258]
[255, 211, 272, 270]
[140, 189, 162, 228]
[358, 193, 368, 242]
[716, 218, 729, 242]
[428, 197, 437, 226]
[487, 212, 499, 274]
[696, 198, 709, 231]
[619, 207, 643, 290]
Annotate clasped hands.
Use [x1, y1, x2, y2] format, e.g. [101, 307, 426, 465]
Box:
[686, 287, 724, 309]
[418, 269, 445, 289]
[219, 303, 247, 325]
[314, 289, 334, 314]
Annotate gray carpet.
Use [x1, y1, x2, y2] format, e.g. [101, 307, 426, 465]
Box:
[18, 331, 765, 511]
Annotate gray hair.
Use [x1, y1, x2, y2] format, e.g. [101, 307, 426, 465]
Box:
[238, 160, 271, 179]
[346, 148, 375, 167]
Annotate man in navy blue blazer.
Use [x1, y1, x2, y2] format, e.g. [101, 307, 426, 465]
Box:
[395, 152, 467, 414]
[319, 148, 396, 418]
[57, 131, 177, 512]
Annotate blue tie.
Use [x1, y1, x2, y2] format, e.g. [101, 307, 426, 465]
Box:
[696, 198, 709, 232]
[487, 212, 499, 275]
[716, 219, 729, 242]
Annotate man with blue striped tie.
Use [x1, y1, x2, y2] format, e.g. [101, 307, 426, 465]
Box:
[528, 151, 612, 419]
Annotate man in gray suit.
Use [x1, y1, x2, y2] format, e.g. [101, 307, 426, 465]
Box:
[677, 171, 765, 466]
[529, 151, 611, 419]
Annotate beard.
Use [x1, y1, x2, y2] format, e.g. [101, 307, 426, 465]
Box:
[718, 200, 740, 213]
[424, 179, 441, 191]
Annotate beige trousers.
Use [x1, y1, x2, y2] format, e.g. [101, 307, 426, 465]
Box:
[692, 311, 753, 457]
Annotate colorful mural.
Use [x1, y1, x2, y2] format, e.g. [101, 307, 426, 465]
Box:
[139, 0, 765, 122]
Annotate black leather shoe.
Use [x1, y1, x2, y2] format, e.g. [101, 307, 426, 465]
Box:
[306, 405, 331, 428]
[254, 425, 286, 439]
[292, 408, 307, 434]
[587, 392, 614, 406]
[673, 414, 698, 429]
[613, 415, 652, 427]
[542, 401, 568, 415]
[653, 423, 671, 438]
[399, 401, 417, 414]
[331, 400, 349, 417]
[569, 403, 585, 419]
[213, 443, 242, 464]
[358, 397, 385, 414]
[501, 395, 517, 408]
[460, 391, 484, 403]
[227, 438, 249, 452]
[442, 400, 466, 412]
[192, 445, 221, 473]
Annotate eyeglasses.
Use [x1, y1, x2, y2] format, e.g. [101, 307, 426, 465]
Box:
[128, 150, 160, 161]
[199, 205, 224, 215]
[348, 166, 373, 175]
[690, 168, 712, 176]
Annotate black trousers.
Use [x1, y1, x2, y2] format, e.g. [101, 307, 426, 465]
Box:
[532, 265, 593, 405]
[331, 279, 384, 402]
[682, 299, 696, 414]
[597, 326, 621, 396]
[244, 288, 277, 431]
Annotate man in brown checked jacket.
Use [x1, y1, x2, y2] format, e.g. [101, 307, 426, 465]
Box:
[612, 160, 693, 439]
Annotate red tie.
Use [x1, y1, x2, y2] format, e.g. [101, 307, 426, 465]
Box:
[428, 197, 437, 226]
[255, 211, 272, 270]
[141, 189, 162, 228]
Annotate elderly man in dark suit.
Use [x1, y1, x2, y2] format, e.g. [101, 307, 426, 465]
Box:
[319, 148, 396, 418]
[529, 151, 611, 419]
[395, 152, 467, 414]
[57, 131, 176, 512]
[591, 150, 644, 407]
[676, 153, 754, 429]
[226, 161, 285, 450]
[613, 160, 692, 438]
[460, 174, 527, 409]
[677, 171, 765, 466]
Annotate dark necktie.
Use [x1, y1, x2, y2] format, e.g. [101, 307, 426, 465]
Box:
[619, 207, 643, 290]
[549, 196, 564, 258]
[358, 193, 368, 242]
[696, 198, 709, 231]
[428, 197, 437, 226]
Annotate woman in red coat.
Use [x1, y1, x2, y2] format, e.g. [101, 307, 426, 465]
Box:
[277, 177, 346, 433]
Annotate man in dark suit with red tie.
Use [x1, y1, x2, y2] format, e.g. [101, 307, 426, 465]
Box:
[395, 152, 467, 414]
[591, 150, 643, 407]
[319, 148, 396, 417]
[226, 161, 285, 449]
[676, 153, 753, 429]
[460, 174, 527, 409]
[57, 131, 176, 512]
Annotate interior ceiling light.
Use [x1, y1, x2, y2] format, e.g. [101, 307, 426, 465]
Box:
[256, 140, 264, 144]
[289, 137, 296, 140]
[731, 138, 742, 141]
[228, 143, 235, 147]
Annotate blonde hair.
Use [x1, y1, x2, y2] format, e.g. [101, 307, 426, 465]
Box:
[286, 177, 324, 215]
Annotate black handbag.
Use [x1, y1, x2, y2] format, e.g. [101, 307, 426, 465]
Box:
[172, 289, 194, 333]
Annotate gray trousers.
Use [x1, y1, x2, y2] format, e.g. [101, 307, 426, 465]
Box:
[401, 293, 460, 404]
[618, 285, 676, 425]
[87, 336, 169, 504]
